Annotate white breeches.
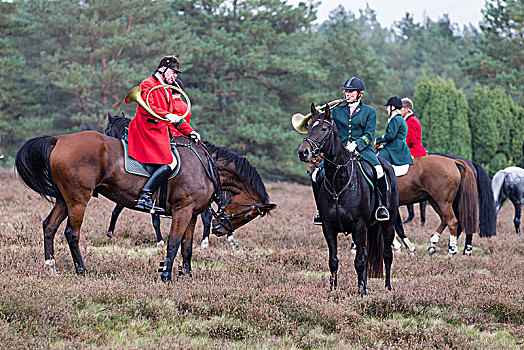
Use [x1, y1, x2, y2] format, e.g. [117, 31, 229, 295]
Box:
[375, 164, 384, 178]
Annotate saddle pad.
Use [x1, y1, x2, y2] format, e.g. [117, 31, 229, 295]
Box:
[121, 140, 180, 179]
[392, 164, 409, 177]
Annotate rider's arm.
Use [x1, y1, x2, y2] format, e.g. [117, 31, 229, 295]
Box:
[376, 116, 401, 144]
[355, 108, 376, 151]
[142, 80, 171, 119]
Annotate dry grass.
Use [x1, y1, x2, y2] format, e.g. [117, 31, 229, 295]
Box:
[0, 167, 523, 349]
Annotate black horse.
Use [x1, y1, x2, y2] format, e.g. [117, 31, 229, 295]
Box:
[297, 104, 398, 294]
[104, 113, 239, 249]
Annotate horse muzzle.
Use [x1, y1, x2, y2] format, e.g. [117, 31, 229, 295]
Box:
[297, 144, 312, 163]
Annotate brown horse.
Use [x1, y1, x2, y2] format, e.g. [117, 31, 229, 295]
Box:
[15, 131, 276, 281]
[395, 155, 479, 255]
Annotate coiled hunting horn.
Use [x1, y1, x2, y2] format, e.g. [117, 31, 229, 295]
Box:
[125, 83, 191, 122]
[292, 99, 344, 134]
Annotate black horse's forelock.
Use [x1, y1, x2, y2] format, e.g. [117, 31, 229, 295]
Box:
[203, 141, 270, 204]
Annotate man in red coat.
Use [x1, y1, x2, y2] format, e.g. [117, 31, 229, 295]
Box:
[168, 78, 192, 137]
[128, 55, 200, 212]
[401, 97, 427, 224]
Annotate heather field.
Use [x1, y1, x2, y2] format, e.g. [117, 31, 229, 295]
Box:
[0, 167, 523, 349]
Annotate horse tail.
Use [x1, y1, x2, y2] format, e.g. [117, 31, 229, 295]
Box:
[472, 162, 497, 237]
[455, 160, 479, 234]
[367, 224, 384, 278]
[15, 135, 63, 202]
[491, 170, 505, 213]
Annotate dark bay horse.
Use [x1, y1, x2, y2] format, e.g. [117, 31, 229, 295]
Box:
[104, 113, 239, 249]
[393, 155, 479, 255]
[492, 166, 524, 235]
[15, 131, 276, 281]
[297, 104, 398, 294]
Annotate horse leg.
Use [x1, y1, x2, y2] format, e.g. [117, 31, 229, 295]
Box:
[403, 204, 415, 224]
[395, 211, 415, 255]
[226, 233, 239, 249]
[352, 222, 368, 296]
[63, 203, 89, 275]
[151, 214, 164, 248]
[180, 216, 197, 277]
[420, 201, 427, 226]
[107, 204, 124, 239]
[513, 200, 522, 235]
[43, 200, 68, 275]
[463, 234, 473, 255]
[200, 209, 212, 249]
[160, 208, 193, 282]
[322, 225, 339, 291]
[381, 223, 396, 291]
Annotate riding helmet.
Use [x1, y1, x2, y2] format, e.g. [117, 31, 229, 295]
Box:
[341, 77, 365, 91]
[157, 55, 181, 73]
[385, 96, 402, 110]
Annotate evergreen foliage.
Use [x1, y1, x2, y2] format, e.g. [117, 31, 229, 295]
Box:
[414, 76, 472, 158]
[0, 0, 521, 179]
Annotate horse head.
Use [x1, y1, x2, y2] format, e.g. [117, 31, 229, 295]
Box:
[297, 103, 333, 162]
[105, 112, 129, 139]
[204, 141, 277, 236]
[211, 191, 277, 236]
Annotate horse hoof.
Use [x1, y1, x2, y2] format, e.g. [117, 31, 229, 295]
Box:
[160, 272, 172, 283]
[428, 246, 436, 255]
[230, 242, 239, 249]
[106, 231, 113, 239]
[157, 240, 165, 249]
[201, 238, 209, 249]
[75, 267, 88, 276]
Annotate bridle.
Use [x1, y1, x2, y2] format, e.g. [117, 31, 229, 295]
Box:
[212, 199, 267, 236]
[175, 138, 266, 235]
[302, 118, 334, 158]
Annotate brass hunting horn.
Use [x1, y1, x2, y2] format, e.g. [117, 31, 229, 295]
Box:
[125, 83, 191, 122]
[292, 99, 344, 134]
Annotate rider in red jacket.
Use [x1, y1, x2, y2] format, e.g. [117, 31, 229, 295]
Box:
[168, 78, 192, 137]
[128, 55, 200, 212]
[401, 97, 427, 224]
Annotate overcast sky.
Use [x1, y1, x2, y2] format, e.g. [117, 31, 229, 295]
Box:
[288, 0, 486, 28]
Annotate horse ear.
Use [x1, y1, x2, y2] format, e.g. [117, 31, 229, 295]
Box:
[310, 103, 317, 116]
[107, 112, 113, 122]
[324, 104, 331, 119]
[120, 112, 125, 118]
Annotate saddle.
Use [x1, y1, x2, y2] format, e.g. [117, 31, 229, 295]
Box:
[121, 139, 181, 179]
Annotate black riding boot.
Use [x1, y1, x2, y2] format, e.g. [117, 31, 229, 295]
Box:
[375, 176, 390, 221]
[135, 165, 172, 213]
[311, 167, 325, 225]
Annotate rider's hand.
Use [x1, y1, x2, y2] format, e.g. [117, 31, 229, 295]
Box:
[189, 130, 201, 141]
[166, 113, 183, 123]
[345, 141, 357, 152]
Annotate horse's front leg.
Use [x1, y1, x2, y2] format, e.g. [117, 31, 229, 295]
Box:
[395, 210, 415, 255]
[381, 222, 396, 291]
[180, 216, 197, 277]
[43, 200, 68, 275]
[151, 214, 164, 248]
[160, 208, 193, 282]
[322, 223, 339, 291]
[352, 222, 368, 296]
[200, 209, 212, 249]
[107, 204, 124, 239]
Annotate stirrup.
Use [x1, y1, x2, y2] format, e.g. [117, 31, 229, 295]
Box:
[375, 206, 389, 221]
[312, 210, 322, 225]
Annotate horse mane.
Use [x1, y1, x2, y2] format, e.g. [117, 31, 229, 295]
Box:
[203, 141, 270, 204]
